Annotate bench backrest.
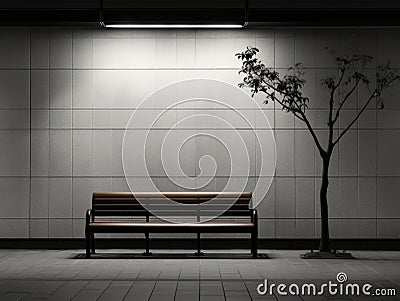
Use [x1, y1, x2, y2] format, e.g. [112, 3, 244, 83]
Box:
[91, 192, 253, 221]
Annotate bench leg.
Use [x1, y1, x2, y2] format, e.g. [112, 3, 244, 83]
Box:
[91, 233, 95, 254]
[194, 233, 204, 256]
[85, 228, 91, 258]
[251, 231, 258, 258]
[143, 233, 152, 256]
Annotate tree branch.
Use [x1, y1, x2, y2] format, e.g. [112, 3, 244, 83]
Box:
[292, 108, 306, 122]
[265, 91, 306, 122]
[258, 77, 307, 122]
[261, 78, 324, 155]
[334, 67, 346, 90]
[299, 111, 326, 156]
[332, 58, 369, 125]
[326, 68, 348, 150]
[332, 77, 361, 125]
[327, 89, 335, 150]
[333, 92, 375, 146]
[333, 75, 400, 146]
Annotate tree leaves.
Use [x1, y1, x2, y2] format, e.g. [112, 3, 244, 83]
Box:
[236, 46, 309, 114]
[237, 46, 400, 118]
[237, 45, 400, 149]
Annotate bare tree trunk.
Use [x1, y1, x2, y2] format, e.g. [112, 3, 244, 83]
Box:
[319, 154, 331, 252]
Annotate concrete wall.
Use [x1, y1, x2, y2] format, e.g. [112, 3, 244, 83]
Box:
[0, 28, 399, 239]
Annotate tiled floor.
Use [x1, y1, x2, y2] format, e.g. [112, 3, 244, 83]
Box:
[0, 249, 399, 300]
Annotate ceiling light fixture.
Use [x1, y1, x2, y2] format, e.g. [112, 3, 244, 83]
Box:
[103, 24, 245, 29]
[99, 0, 248, 29]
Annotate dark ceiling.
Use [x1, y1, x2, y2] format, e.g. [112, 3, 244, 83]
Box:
[1, 0, 400, 26]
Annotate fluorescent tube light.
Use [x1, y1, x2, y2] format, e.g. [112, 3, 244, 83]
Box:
[103, 24, 244, 29]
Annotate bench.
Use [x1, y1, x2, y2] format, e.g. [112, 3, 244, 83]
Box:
[85, 191, 257, 258]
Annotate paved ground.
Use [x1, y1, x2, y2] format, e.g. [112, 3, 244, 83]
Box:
[0, 250, 399, 300]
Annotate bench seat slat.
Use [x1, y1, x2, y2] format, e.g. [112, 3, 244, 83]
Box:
[94, 210, 146, 214]
[93, 204, 250, 209]
[93, 211, 251, 217]
[93, 192, 252, 199]
[89, 222, 254, 233]
[94, 199, 251, 205]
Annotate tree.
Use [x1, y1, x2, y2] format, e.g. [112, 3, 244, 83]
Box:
[236, 46, 400, 257]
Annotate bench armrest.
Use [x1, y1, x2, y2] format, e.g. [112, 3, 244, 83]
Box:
[250, 209, 258, 225]
[86, 209, 93, 226]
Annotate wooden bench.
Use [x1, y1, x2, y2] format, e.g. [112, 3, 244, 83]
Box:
[85, 192, 258, 258]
